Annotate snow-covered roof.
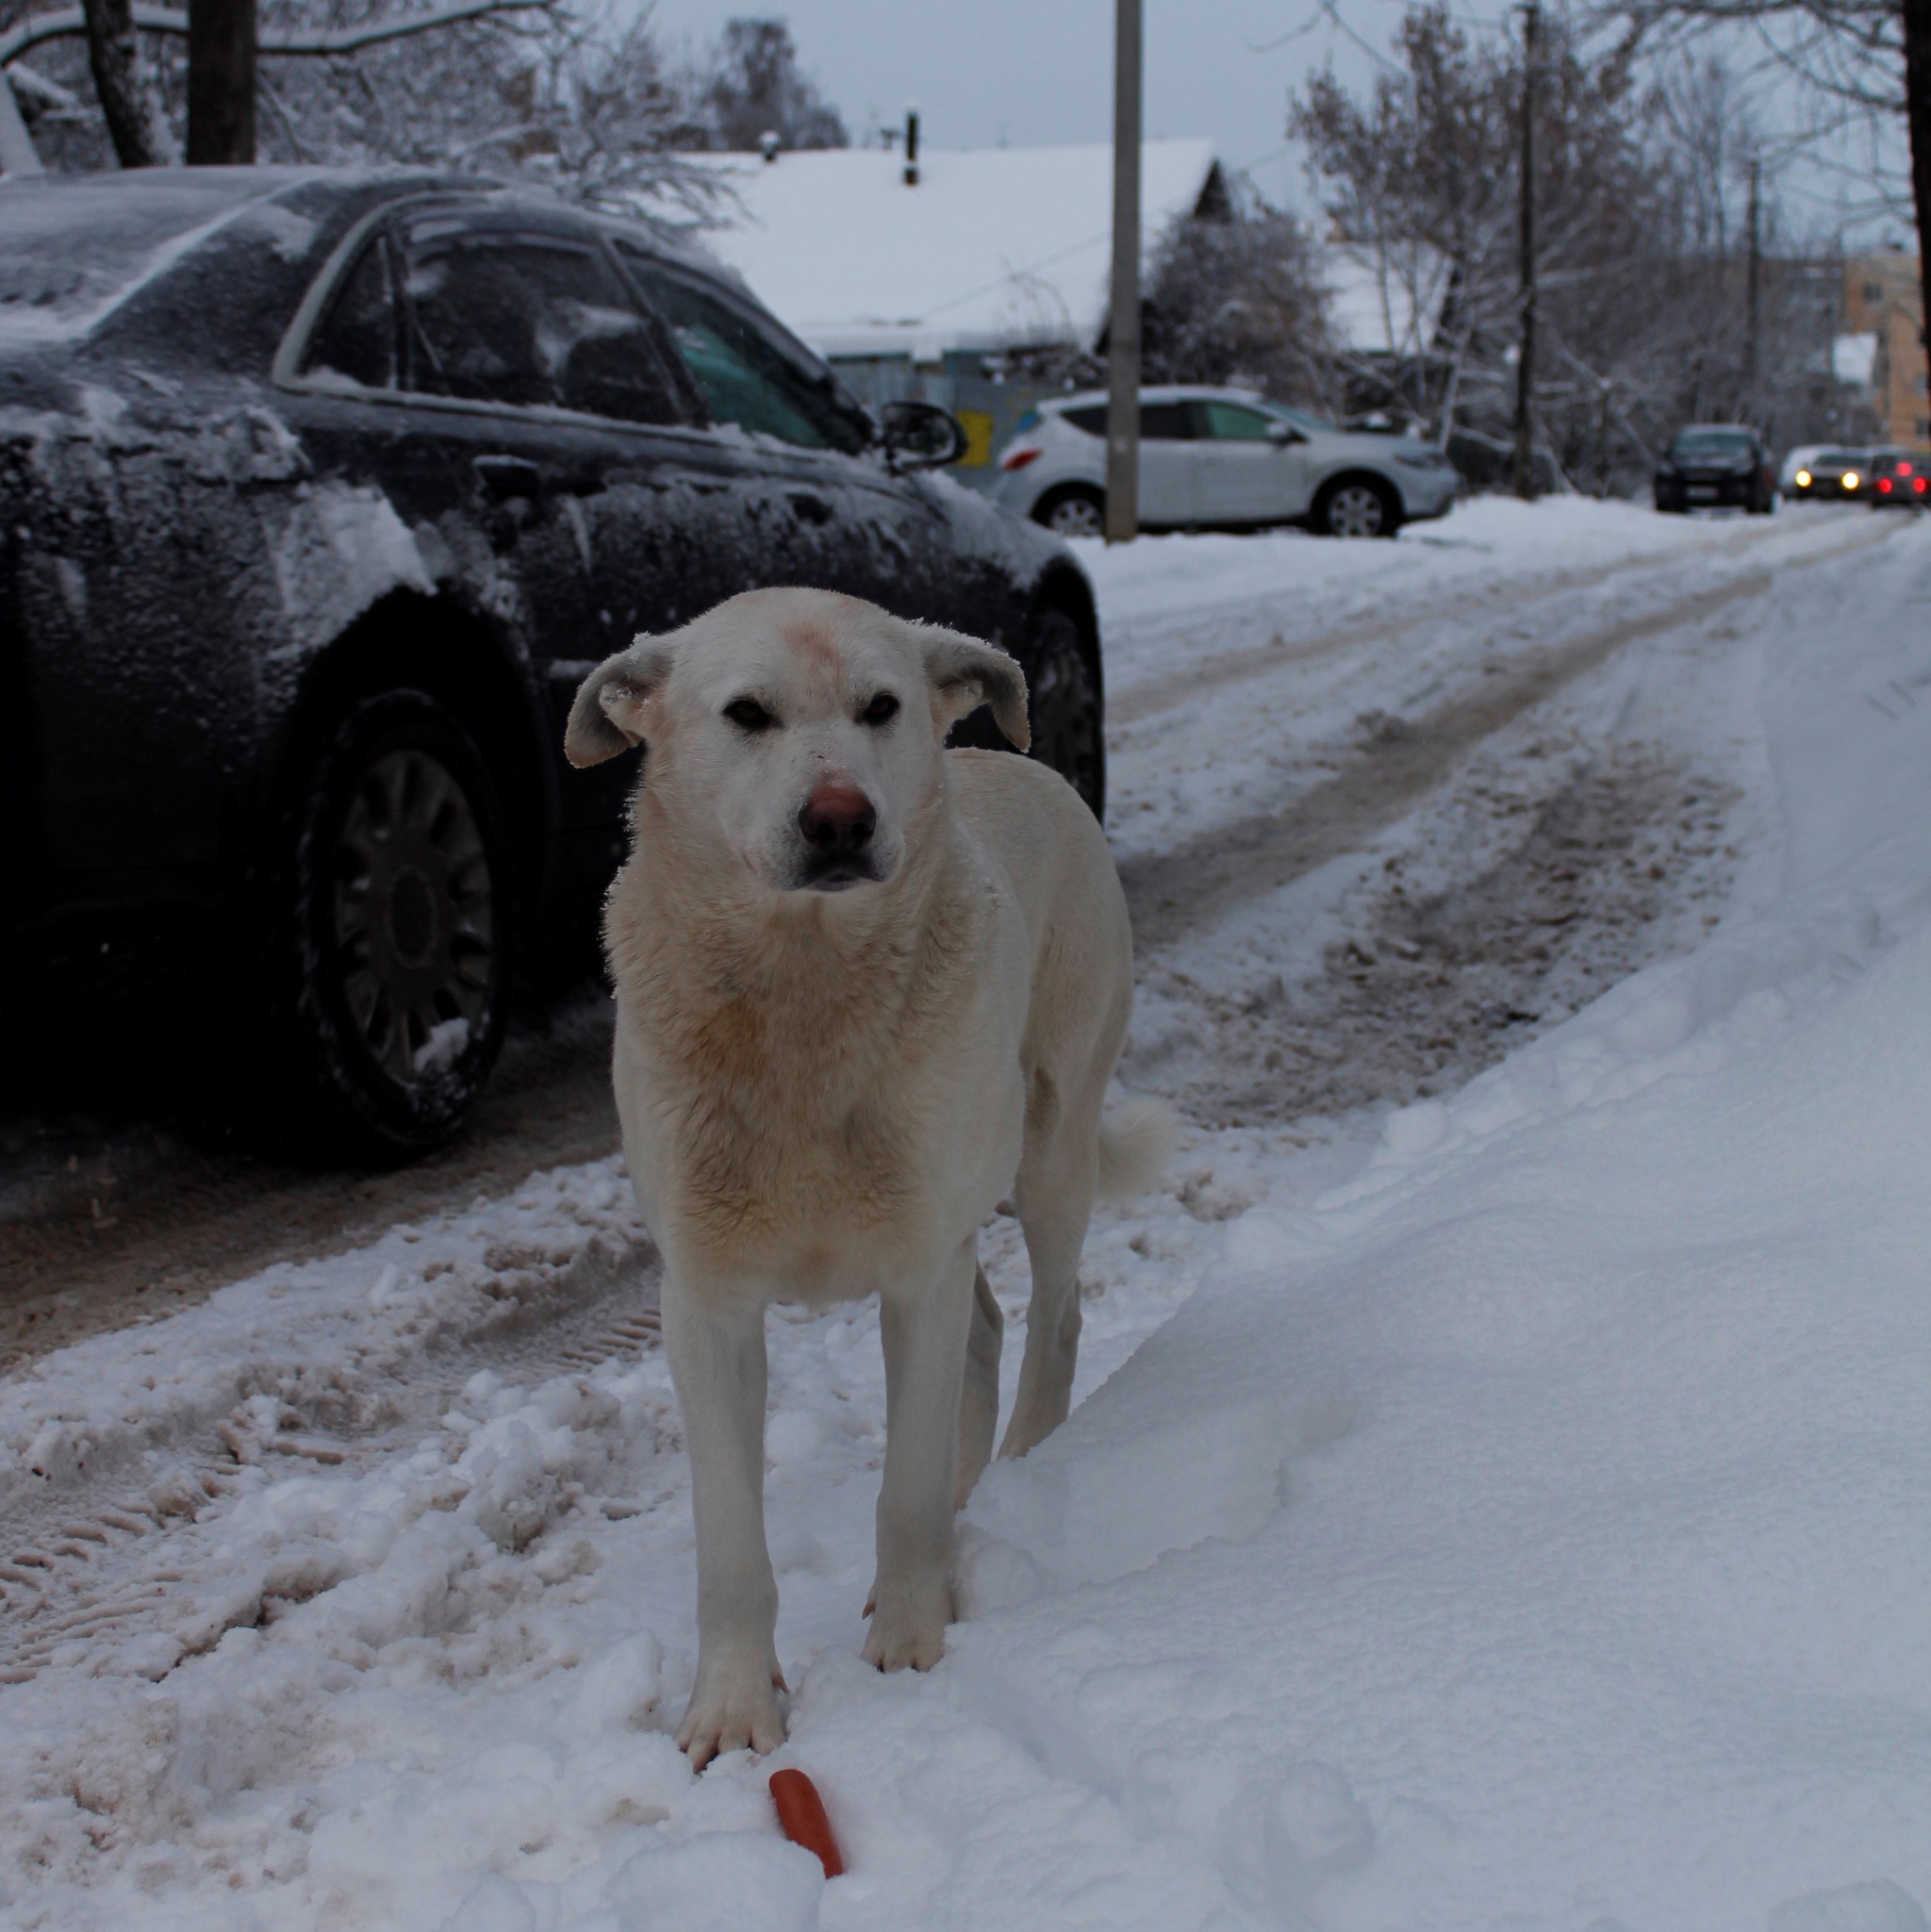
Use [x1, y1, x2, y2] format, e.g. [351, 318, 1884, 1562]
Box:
[1322, 240, 1450, 358]
[664, 140, 1223, 361]
[1832, 331, 1878, 388]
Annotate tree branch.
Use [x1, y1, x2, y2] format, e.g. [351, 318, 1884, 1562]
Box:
[0, 0, 556, 69]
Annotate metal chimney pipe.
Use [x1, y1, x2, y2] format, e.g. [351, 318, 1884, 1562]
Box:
[904, 106, 919, 186]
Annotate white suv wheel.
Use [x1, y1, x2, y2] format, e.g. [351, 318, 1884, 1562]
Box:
[1043, 492, 1105, 539]
[1325, 482, 1387, 537]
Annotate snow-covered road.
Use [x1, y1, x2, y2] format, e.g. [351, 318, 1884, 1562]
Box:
[3, 501, 1927, 1932]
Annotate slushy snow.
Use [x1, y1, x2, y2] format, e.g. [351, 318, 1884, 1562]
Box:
[1, 506, 1927, 1931]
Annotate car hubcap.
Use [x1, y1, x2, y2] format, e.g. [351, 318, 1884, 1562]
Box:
[1048, 496, 1104, 539]
[332, 749, 495, 1085]
[1328, 485, 1384, 537]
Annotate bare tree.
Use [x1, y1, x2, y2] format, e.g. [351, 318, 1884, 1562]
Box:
[1602, 0, 1931, 417]
[1294, 3, 1844, 489]
[80, 0, 176, 163]
[696, 17, 845, 151]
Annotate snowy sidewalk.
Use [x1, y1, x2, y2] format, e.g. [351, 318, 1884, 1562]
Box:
[1, 507, 1927, 1931]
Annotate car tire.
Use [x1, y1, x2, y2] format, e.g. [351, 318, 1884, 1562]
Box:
[275, 690, 511, 1162]
[1032, 486, 1106, 541]
[1313, 475, 1399, 538]
[1026, 605, 1106, 820]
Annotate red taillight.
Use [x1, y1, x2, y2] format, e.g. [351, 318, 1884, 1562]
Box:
[999, 443, 1042, 471]
[1916, 477, 1927, 494]
[1899, 462, 1916, 475]
[1879, 476, 1893, 493]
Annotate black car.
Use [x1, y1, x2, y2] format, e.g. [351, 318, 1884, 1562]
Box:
[1866, 447, 1931, 508]
[1654, 425, 1777, 515]
[0, 168, 1106, 1157]
[1787, 448, 1874, 502]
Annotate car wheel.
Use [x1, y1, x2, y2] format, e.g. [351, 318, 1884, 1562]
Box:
[1314, 476, 1398, 538]
[279, 691, 510, 1161]
[1027, 606, 1106, 819]
[1033, 487, 1106, 541]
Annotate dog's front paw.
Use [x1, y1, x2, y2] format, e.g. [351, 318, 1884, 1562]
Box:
[862, 1576, 952, 1672]
[676, 1661, 786, 1771]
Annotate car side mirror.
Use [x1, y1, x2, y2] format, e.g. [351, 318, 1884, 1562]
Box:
[1265, 421, 1302, 445]
[881, 400, 969, 471]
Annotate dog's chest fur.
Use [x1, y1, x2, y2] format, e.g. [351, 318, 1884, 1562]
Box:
[609, 854, 999, 1281]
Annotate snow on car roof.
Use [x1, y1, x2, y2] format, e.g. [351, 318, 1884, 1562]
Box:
[644, 140, 1222, 361]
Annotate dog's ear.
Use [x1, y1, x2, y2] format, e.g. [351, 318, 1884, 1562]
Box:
[921, 628, 1031, 752]
[565, 636, 677, 768]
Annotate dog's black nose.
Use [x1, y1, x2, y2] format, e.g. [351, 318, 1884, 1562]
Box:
[798, 784, 876, 855]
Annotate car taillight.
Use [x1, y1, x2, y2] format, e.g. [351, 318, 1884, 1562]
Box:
[999, 443, 1042, 471]
[1879, 476, 1892, 492]
[1916, 477, 1927, 494]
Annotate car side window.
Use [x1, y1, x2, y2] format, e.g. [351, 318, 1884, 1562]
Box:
[304, 235, 398, 391]
[616, 245, 867, 454]
[399, 229, 682, 426]
[1061, 403, 1193, 438]
[1198, 401, 1279, 441]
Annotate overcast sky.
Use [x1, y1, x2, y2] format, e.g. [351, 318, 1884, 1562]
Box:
[641, 0, 1911, 245]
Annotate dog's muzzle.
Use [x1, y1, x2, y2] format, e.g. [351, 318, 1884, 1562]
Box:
[795, 784, 881, 891]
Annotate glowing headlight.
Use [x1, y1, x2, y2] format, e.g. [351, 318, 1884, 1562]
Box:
[1794, 470, 1811, 486]
[1843, 472, 1859, 489]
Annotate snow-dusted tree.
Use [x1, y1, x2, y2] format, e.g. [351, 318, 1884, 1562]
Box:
[1142, 194, 1336, 410]
[695, 17, 845, 151]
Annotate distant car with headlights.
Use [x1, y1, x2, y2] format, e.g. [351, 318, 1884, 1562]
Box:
[1866, 447, 1931, 508]
[991, 385, 1459, 539]
[1655, 424, 1777, 514]
[1786, 448, 1874, 502]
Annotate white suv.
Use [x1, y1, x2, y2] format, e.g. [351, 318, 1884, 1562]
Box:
[991, 385, 1458, 538]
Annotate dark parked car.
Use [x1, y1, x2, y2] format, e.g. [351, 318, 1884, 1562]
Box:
[1654, 425, 1777, 515]
[1866, 447, 1931, 508]
[0, 168, 1106, 1157]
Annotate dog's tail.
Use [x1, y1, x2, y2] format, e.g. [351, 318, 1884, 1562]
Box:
[1097, 1096, 1179, 1202]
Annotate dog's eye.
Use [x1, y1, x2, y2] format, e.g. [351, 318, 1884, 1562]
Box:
[860, 693, 900, 727]
[723, 698, 774, 733]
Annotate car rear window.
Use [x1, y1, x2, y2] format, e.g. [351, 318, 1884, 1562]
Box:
[1672, 429, 1754, 458]
[0, 177, 271, 334]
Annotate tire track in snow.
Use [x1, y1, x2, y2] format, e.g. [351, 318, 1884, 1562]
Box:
[1119, 520, 1895, 955]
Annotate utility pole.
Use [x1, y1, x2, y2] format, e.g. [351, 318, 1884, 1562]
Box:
[1511, 0, 1539, 501]
[1105, 0, 1142, 544]
[1904, 0, 1931, 426]
[1744, 154, 1761, 416]
[188, 0, 256, 162]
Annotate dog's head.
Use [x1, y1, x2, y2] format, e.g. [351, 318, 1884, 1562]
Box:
[564, 588, 1029, 895]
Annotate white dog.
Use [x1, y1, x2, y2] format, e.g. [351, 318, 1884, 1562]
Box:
[565, 587, 1166, 1768]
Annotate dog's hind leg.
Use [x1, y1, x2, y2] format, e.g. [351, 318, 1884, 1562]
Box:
[867, 1234, 978, 1671]
[999, 1126, 1098, 1461]
[955, 1262, 1003, 1509]
[663, 1278, 785, 1769]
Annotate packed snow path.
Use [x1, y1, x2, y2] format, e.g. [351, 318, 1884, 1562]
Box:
[2, 501, 1927, 1931]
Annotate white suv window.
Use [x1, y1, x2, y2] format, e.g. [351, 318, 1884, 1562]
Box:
[1198, 401, 1279, 441]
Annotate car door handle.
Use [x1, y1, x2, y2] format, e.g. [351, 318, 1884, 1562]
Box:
[473, 454, 542, 501]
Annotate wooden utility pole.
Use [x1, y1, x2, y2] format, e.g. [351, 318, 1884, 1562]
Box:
[1105, 0, 1142, 544]
[1905, 0, 1931, 421]
[1511, 0, 1539, 500]
[188, 0, 256, 162]
[1744, 154, 1761, 413]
